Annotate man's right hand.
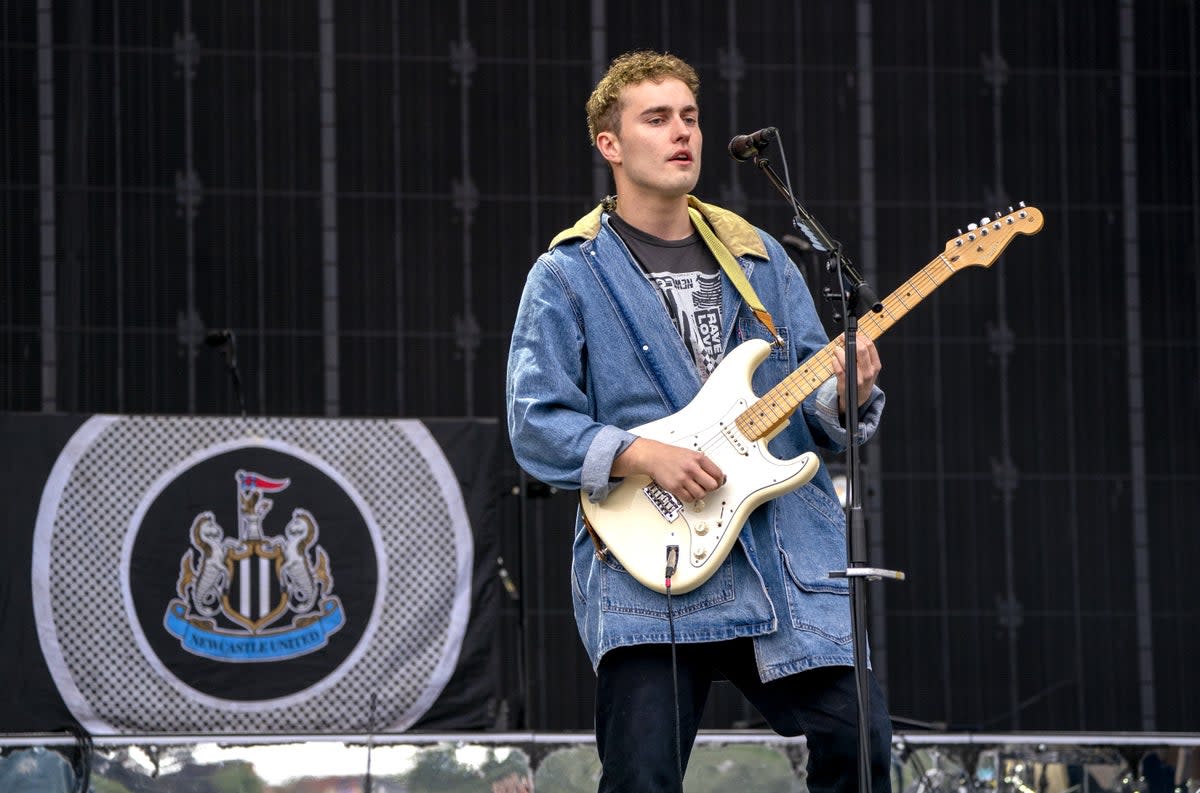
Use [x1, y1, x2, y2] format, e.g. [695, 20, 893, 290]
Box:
[610, 437, 725, 503]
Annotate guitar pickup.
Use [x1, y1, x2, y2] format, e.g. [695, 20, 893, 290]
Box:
[721, 424, 749, 456]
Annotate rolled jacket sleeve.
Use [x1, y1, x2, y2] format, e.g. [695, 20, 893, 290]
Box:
[581, 425, 638, 502]
[808, 378, 886, 450]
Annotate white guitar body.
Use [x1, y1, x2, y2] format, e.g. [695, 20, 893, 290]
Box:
[580, 339, 821, 595]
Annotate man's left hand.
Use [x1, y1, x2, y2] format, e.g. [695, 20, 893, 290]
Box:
[831, 335, 882, 413]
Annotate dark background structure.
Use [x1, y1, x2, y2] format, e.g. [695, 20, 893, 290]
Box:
[2, 0, 1197, 734]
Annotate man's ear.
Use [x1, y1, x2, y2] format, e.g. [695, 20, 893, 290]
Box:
[595, 130, 621, 165]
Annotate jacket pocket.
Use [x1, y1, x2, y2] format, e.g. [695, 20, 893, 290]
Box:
[599, 552, 735, 619]
[735, 318, 794, 400]
[776, 484, 853, 643]
[737, 317, 790, 361]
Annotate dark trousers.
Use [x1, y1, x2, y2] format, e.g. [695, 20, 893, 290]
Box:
[595, 638, 893, 793]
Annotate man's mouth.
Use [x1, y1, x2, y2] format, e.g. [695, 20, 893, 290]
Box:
[670, 151, 692, 162]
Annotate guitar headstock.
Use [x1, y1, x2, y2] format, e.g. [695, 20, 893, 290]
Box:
[943, 204, 1044, 269]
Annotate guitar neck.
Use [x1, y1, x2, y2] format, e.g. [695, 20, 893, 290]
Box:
[735, 251, 964, 442]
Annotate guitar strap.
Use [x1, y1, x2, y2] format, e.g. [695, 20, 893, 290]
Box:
[687, 206, 784, 348]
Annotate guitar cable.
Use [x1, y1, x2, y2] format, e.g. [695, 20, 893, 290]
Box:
[665, 544, 683, 790]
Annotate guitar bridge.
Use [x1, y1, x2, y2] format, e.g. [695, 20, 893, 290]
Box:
[641, 482, 683, 523]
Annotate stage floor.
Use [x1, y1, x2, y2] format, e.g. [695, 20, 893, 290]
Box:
[3, 730, 1198, 793]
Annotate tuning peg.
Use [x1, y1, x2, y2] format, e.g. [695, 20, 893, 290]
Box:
[967, 223, 978, 230]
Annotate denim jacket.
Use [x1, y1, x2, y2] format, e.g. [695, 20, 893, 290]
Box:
[506, 197, 885, 682]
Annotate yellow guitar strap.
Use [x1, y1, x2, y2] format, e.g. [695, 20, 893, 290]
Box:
[687, 207, 784, 347]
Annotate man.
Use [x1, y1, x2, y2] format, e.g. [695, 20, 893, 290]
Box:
[506, 50, 891, 793]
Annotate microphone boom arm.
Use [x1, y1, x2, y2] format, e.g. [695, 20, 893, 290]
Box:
[749, 154, 880, 316]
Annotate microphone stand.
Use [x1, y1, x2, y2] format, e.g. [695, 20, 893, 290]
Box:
[746, 151, 903, 793]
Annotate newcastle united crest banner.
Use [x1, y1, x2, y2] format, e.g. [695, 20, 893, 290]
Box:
[4, 414, 504, 734]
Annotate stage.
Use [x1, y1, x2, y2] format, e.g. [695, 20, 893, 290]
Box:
[2, 730, 1198, 792]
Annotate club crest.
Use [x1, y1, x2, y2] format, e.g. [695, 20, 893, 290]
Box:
[164, 469, 346, 662]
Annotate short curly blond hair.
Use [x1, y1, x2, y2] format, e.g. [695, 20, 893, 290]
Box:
[585, 51, 700, 146]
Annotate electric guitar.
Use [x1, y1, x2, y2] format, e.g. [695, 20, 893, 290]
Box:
[580, 205, 1045, 594]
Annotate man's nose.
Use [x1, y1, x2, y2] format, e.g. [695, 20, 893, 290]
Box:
[671, 116, 691, 139]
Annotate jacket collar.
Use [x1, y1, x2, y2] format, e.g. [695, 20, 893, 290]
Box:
[548, 195, 768, 259]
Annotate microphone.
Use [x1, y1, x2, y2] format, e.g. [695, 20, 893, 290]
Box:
[728, 126, 777, 161]
[204, 329, 232, 347]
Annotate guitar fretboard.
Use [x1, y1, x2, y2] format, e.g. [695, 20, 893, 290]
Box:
[733, 251, 966, 441]
[733, 205, 1042, 441]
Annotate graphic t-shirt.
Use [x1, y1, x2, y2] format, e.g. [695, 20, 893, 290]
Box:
[610, 213, 725, 380]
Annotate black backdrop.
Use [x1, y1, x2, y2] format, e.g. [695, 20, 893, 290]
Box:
[1, 1, 1197, 733]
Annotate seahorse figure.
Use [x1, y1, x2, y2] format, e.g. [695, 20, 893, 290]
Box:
[177, 511, 234, 618]
[277, 509, 330, 613]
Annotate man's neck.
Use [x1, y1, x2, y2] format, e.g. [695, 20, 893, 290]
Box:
[610, 193, 693, 241]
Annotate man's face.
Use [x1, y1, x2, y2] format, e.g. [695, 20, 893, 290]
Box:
[598, 76, 702, 201]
